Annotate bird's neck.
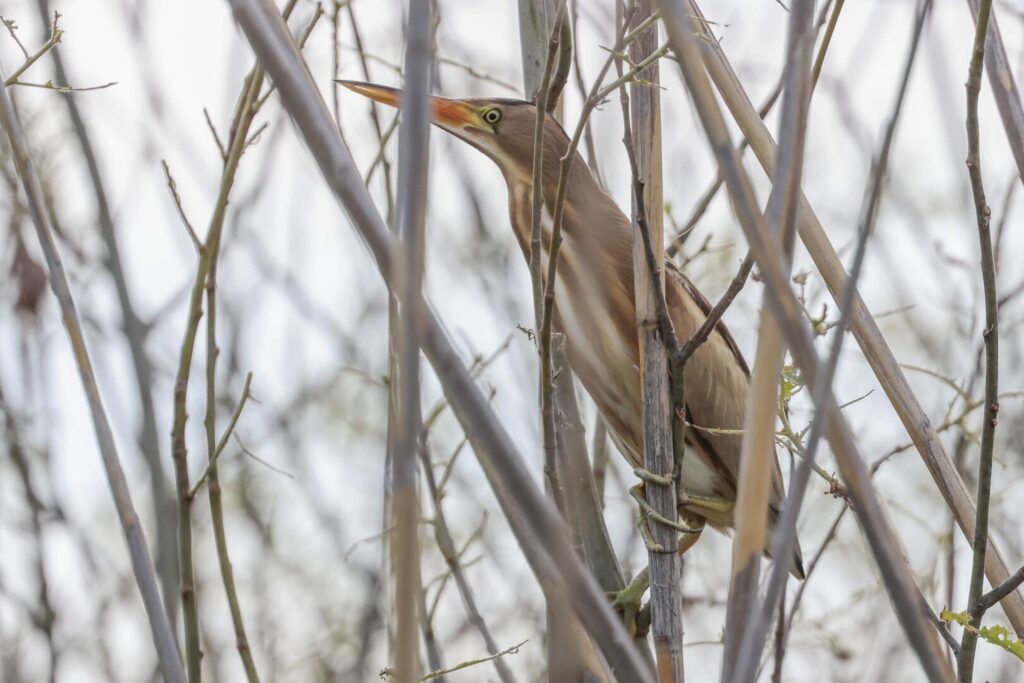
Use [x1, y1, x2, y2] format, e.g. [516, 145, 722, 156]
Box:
[503, 170, 634, 293]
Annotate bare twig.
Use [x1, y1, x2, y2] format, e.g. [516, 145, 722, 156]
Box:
[409, 640, 527, 682]
[976, 566, 1024, 616]
[958, 2, 998, 680]
[169, 1, 308, 666]
[343, 1, 396, 223]
[530, 0, 567, 512]
[205, 273, 260, 681]
[203, 107, 228, 160]
[419, 444, 516, 683]
[190, 373, 254, 500]
[3, 11, 61, 84]
[677, 252, 754, 363]
[161, 160, 203, 252]
[964, 0, 1024, 185]
[2, 16, 30, 58]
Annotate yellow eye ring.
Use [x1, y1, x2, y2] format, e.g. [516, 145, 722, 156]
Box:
[483, 108, 502, 124]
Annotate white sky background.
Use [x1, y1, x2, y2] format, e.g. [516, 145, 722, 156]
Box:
[1, 0, 1023, 681]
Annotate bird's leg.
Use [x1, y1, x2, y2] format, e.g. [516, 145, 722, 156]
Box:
[679, 493, 734, 514]
[608, 515, 705, 638]
[629, 483, 704, 553]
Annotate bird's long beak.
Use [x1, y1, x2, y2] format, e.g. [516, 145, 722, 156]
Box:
[337, 80, 483, 131]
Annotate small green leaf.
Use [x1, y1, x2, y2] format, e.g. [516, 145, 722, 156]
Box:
[940, 609, 970, 627]
[940, 610, 1024, 662]
[780, 364, 804, 401]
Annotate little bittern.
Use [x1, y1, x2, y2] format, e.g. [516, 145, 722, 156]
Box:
[340, 81, 805, 579]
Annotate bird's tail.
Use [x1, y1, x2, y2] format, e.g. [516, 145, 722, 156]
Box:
[765, 505, 806, 580]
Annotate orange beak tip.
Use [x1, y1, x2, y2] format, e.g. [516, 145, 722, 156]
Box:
[335, 80, 402, 109]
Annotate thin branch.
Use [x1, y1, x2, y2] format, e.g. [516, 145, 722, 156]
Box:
[4, 78, 116, 92]
[977, 566, 1024, 616]
[189, 373, 254, 499]
[203, 107, 228, 160]
[205, 270, 260, 681]
[530, 0, 567, 511]
[414, 640, 528, 682]
[419, 443, 516, 683]
[3, 11, 61, 84]
[958, 1, 998, 679]
[170, 67, 265, 682]
[161, 160, 203, 252]
[810, 0, 844, 87]
[2, 16, 30, 58]
[546, 12, 572, 114]
[167, 1, 308, 664]
[677, 252, 753, 363]
[964, 0, 1024, 186]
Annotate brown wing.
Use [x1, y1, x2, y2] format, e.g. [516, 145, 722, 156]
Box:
[664, 263, 788, 511]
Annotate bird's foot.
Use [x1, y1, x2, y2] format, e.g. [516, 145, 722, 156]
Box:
[608, 567, 650, 639]
[629, 484, 705, 554]
[632, 466, 675, 487]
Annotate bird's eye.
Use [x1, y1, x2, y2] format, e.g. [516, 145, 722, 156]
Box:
[483, 108, 502, 124]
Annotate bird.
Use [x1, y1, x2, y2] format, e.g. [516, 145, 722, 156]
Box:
[339, 80, 805, 583]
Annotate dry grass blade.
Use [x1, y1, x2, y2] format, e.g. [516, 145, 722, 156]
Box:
[722, 0, 815, 675]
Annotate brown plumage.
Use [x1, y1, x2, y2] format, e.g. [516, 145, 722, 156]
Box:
[340, 81, 804, 578]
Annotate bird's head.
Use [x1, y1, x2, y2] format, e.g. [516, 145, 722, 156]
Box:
[338, 80, 560, 179]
